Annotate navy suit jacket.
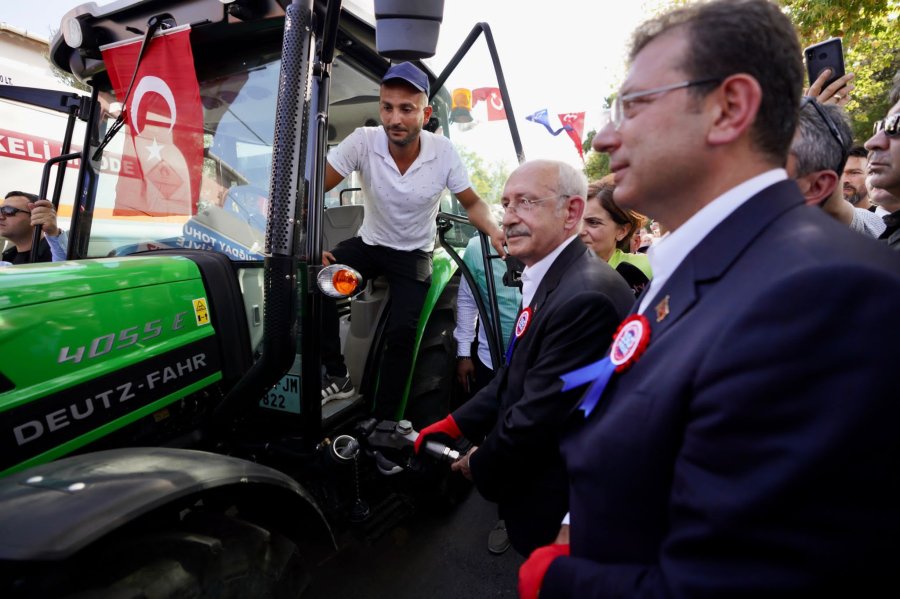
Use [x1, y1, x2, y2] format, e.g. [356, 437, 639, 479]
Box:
[543, 181, 900, 597]
[452, 236, 634, 555]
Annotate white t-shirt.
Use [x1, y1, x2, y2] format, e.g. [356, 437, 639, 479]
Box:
[327, 127, 472, 252]
[849, 206, 887, 238]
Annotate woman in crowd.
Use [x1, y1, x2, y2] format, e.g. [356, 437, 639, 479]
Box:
[580, 177, 652, 295]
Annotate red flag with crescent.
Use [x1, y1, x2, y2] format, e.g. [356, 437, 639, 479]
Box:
[472, 87, 507, 121]
[101, 26, 203, 216]
[558, 112, 586, 161]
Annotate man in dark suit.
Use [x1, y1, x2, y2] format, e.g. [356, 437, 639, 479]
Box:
[520, 1, 900, 597]
[416, 159, 633, 556]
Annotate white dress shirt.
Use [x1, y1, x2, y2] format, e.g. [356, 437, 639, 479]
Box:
[638, 169, 788, 314]
[520, 235, 578, 308]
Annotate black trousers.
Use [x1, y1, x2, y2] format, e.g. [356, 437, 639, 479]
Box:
[322, 236, 432, 419]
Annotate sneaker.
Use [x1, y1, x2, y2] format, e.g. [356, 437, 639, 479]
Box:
[487, 519, 511, 555]
[322, 374, 354, 405]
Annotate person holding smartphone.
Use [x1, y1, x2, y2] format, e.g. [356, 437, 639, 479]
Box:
[804, 37, 854, 106]
[806, 67, 855, 106]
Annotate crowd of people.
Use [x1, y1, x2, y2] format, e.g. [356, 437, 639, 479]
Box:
[413, 0, 897, 597]
[3, 0, 899, 595]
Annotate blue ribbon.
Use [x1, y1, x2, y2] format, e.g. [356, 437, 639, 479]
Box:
[505, 333, 517, 365]
[560, 357, 616, 416]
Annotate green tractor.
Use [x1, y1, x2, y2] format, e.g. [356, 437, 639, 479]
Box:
[0, 0, 525, 595]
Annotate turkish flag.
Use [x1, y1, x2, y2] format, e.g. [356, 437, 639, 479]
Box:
[558, 112, 586, 161]
[472, 87, 507, 121]
[101, 26, 203, 216]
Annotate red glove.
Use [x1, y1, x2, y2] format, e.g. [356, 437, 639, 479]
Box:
[414, 414, 462, 454]
[518, 543, 570, 599]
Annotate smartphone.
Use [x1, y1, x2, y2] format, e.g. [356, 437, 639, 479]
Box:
[805, 38, 845, 89]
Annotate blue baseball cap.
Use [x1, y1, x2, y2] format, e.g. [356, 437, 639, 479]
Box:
[382, 62, 430, 97]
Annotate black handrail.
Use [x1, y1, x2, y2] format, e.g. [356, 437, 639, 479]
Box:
[436, 212, 505, 369]
[29, 152, 81, 263]
[431, 22, 525, 165]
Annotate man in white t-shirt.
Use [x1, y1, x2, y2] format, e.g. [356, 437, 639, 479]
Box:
[321, 62, 504, 419]
[842, 146, 873, 209]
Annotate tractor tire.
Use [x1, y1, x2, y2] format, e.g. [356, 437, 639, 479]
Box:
[403, 296, 474, 512]
[9, 506, 309, 599]
[404, 306, 457, 430]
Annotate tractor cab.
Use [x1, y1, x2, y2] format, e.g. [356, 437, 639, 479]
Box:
[0, 1, 526, 595]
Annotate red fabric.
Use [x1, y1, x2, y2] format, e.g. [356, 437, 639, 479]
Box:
[101, 27, 203, 216]
[414, 414, 462, 453]
[518, 543, 570, 599]
[558, 112, 586, 161]
[472, 87, 507, 121]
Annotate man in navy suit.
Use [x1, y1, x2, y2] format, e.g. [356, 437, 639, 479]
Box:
[520, 1, 900, 597]
[416, 159, 633, 556]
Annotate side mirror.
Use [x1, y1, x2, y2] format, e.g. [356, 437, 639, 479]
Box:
[374, 0, 444, 59]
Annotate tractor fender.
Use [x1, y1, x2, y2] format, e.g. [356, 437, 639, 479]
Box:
[0, 447, 334, 561]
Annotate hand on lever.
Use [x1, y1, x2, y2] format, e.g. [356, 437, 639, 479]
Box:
[414, 414, 462, 454]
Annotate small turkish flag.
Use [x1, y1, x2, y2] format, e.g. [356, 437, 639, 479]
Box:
[472, 87, 507, 121]
[558, 112, 586, 161]
[101, 26, 203, 216]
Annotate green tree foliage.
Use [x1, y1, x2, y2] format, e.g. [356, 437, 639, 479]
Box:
[582, 92, 615, 182]
[582, 129, 611, 183]
[457, 146, 510, 205]
[779, 0, 900, 144]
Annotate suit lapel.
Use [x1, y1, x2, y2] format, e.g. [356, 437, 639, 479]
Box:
[502, 237, 587, 371]
[643, 261, 698, 340]
[529, 236, 587, 314]
[644, 180, 803, 341]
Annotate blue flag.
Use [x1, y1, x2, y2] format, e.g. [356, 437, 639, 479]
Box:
[526, 109, 572, 136]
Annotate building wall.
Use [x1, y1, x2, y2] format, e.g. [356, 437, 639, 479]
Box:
[0, 24, 76, 90]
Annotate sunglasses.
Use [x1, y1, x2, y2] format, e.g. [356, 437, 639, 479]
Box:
[873, 113, 900, 138]
[0, 206, 31, 217]
[801, 97, 849, 173]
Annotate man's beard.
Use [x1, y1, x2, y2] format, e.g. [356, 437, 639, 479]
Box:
[385, 125, 418, 147]
[847, 190, 868, 206]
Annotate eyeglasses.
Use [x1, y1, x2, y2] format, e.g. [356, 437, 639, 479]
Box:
[0, 206, 31, 217]
[801, 97, 849, 173]
[873, 113, 900, 138]
[501, 194, 569, 216]
[610, 78, 722, 129]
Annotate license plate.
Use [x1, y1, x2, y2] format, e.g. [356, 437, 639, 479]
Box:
[259, 374, 300, 413]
